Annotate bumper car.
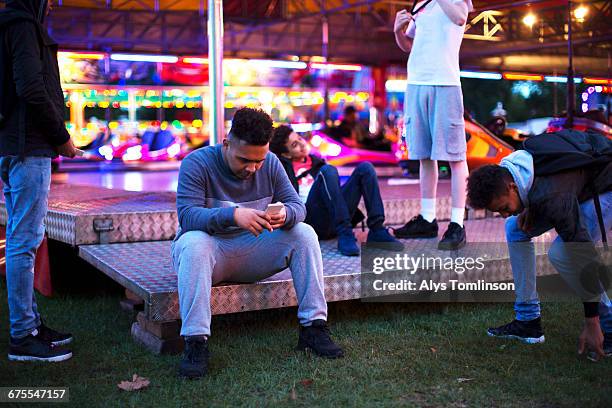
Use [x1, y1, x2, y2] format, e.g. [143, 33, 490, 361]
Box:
[547, 110, 612, 139]
[121, 129, 184, 162]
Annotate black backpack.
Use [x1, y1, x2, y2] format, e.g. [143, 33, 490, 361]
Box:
[523, 130, 612, 247]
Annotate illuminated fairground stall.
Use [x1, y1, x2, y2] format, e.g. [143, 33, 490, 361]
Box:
[58, 51, 372, 162]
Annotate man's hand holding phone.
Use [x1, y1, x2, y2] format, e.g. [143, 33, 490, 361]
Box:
[234, 208, 273, 236]
[266, 202, 286, 230]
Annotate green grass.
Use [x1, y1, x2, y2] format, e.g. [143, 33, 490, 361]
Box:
[0, 282, 610, 408]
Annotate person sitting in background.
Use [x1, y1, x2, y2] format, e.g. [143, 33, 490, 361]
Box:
[270, 125, 401, 256]
[336, 106, 390, 151]
[173, 108, 344, 380]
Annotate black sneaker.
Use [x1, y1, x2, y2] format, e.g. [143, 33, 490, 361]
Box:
[487, 318, 545, 344]
[8, 330, 73, 362]
[393, 215, 438, 239]
[296, 320, 344, 359]
[37, 322, 73, 347]
[438, 222, 466, 250]
[179, 336, 209, 379]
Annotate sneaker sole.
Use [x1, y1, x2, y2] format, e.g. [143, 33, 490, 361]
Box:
[51, 337, 73, 347]
[8, 352, 73, 362]
[487, 330, 545, 344]
[295, 344, 344, 359]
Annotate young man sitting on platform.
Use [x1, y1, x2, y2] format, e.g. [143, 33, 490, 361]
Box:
[172, 108, 344, 379]
[466, 130, 611, 360]
[269, 125, 401, 256]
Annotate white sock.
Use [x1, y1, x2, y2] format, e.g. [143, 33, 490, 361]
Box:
[420, 198, 436, 223]
[451, 207, 465, 227]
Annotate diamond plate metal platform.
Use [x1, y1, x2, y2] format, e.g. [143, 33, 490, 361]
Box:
[78, 219, 557, 322]
[0, 182, 488, 246]
[0, 183, 177, 245]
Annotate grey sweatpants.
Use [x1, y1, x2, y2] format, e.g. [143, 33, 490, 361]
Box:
[171, 222, 328, 337]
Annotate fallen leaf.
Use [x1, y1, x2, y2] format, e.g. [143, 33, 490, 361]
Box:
[457, 378, 473, 383]
[300, 379, 314, 387]
[430, 347, 437, 353]
[290, 387, 297, 401]
[117, 374, 150, 391]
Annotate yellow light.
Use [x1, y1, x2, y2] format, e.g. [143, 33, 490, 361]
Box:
[176, 101, 185, 109]
[183, 57, 208, 65]
[109, 122, 119, 130]
[192, 119, 203, 128]
[574, 5, 588, 21]
[522, 13, 536, 27]
[186, 102, 194, 109]
[224, 101, 235, 109]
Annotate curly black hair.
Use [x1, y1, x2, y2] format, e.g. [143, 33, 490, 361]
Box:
[229, 107, 274, 146]
[269, 125, 293, 156]
[466, 165, 513, 209]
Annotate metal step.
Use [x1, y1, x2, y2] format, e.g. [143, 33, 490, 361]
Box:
[78, 219, 558, 321]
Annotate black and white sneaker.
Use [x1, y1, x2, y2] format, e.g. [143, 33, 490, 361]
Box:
[8, 330, 72, 362]
[438, 222, 466, 250]
[179, 336, 209, 379]
[393, 215, 438, 239]
[487, 318, 545, 344]
[37, 322, 73, 347]
[296, 320, 344, 359]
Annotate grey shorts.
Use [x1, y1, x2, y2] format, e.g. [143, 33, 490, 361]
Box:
[404, 85, 466, 162]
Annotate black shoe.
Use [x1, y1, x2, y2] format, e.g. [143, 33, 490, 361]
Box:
[8, 331, 72, 362]
[296, 320, 344, 359]
[437, 222, 466, 250]
[487, 318, 545, 344]
[393, 215, 438, 239]
[37, 322, 73, 347]
[179, 336, 209, 379]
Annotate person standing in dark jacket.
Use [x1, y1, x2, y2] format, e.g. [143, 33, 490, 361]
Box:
[270, 125, 401, 256]
[466, 137, 612, 361]
[0, 0, 77, 362]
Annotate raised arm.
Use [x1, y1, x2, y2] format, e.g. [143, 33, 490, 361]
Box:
[393, 10, 414, 53]
[436, 0, 469, 26]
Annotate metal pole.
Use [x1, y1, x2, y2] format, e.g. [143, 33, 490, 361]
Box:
[566, 0, 575, 127]
[322, 15, 330, 123]
[208, 0, 224, 145]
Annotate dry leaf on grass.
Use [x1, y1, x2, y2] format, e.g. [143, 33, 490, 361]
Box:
[430, 347, 437, 353]
[457, 378, 473, 383]
[290, 387, 297, 401]
[117, 374, 151, 391]
[300, 379, 314, 387]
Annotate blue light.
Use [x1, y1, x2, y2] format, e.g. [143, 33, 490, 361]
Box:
[460, 71, 502, 80]
[544, 76, 583, 84]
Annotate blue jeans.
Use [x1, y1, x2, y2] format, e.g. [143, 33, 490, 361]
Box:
[1, 156, 51, 339]
[505, 191, 612, 333]
[305, 163, 385, 239]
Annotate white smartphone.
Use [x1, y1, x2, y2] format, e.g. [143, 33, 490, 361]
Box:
[74, 148, 85, 157]
[266, 202, 284, 215]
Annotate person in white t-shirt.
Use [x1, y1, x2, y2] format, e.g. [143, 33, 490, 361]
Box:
[392, 0, 474, 251]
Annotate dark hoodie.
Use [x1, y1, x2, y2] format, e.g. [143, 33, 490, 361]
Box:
[0, 0, 70, 157]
